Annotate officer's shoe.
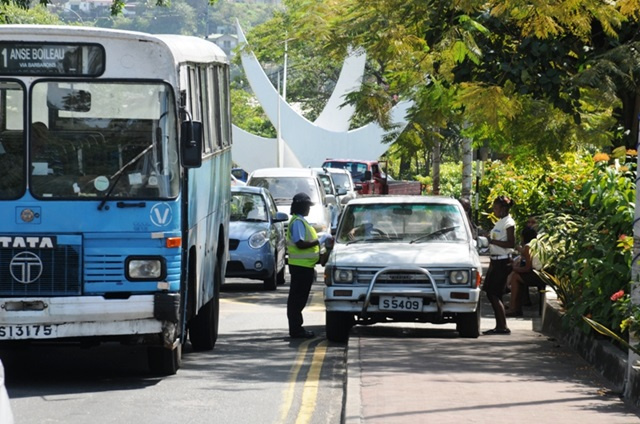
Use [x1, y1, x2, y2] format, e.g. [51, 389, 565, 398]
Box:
[290, 329, 315, 339]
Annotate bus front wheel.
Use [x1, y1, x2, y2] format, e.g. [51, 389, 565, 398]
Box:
[148, 343, 182, 376]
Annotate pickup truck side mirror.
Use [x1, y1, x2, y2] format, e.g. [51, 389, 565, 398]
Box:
[363, 170, 372, 181]
[476, 236, 489, 253]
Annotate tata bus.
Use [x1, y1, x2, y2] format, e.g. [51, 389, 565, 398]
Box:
[0, 26, 232, 375]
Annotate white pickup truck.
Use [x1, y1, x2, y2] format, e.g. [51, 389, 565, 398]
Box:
[323, 196, 484, 342]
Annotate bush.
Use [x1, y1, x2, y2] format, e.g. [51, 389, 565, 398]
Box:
[479, 151, 636, 337]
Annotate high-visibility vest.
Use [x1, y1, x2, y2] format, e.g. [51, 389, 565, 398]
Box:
[287, 215, 319, 268]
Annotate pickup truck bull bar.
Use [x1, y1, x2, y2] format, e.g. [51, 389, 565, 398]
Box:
[361, 265, 443, 318]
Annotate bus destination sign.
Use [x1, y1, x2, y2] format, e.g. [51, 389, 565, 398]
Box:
[0, 42, 104, 76]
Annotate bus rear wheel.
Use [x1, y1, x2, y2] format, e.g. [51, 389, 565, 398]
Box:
[148, 343, 182, 376]
[189, 294, 219, 350]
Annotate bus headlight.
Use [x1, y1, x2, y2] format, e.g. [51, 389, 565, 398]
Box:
[127, 257, 165, 281]
[448, 270, 469, 285]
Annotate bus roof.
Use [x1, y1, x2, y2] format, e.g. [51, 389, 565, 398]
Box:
[0, 25, 229, 66]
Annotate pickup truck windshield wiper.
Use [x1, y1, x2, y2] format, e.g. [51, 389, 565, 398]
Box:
[410, 226, 458, 244]
[97, 144, 154, 211]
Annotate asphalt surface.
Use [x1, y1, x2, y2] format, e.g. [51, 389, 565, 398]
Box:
[344, 255, 640, 424]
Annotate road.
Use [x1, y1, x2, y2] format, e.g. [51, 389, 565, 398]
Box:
[3, 266, 640, 424]
[1, 274, 343, 424]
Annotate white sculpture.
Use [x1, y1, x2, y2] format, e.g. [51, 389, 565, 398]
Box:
[232, 20, 412, 171]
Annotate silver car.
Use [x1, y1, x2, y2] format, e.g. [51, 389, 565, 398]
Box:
[246, 167, 332, 234]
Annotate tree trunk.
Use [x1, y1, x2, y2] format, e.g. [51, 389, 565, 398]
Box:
[432, 139, 441, 195]
[461, 136, 473, 200]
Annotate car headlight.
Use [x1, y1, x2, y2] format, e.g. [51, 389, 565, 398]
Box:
[334, 269, 354, 283]
[449, 270, 469, 285]
[249, 230, 268, 249]
[127, 257, 165, 281]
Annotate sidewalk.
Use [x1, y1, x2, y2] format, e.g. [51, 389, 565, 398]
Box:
[344, 255, 640, 423]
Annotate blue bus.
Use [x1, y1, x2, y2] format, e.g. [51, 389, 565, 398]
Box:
[0, 26, 231, 375]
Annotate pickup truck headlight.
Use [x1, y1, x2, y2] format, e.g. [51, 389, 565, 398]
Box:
[249, 230, 268, 249]
[448, 270, 469, 285]
[334, 269, 354, 283]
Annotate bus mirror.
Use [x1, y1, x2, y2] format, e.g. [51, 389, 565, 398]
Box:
[47, 86, 91, 112]
[181, 120, 203, 168]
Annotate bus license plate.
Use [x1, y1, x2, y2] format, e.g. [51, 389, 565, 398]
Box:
[379, 296, 423, 311]
[0, 324, 55, 340]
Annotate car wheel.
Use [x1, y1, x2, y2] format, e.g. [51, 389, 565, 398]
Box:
[326, 311, 353, 342]
[456, 304, 481, 338]
[263, 263, 277, 291]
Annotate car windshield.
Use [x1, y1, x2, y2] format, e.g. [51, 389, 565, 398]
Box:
[330, 173, 352, 191]
[318, 174, 335, 195]
[249, 176, 320, 204]
[231, 192, 268, 222]
[337, 203, 468, 243]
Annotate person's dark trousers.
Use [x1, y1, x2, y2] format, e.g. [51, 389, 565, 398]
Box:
[287, 264, 315, 335]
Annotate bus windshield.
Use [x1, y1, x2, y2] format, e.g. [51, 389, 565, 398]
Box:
[27, 81, 179, 199]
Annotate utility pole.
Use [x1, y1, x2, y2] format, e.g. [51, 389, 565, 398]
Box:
[626, 114, 640, 398]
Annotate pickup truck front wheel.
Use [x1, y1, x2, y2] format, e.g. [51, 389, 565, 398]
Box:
[455, 305, 481, 338]
[326, 311, 353, 342]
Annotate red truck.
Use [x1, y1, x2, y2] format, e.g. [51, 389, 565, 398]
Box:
[321, 158, 422, 195]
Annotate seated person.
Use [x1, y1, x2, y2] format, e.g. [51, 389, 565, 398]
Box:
[506, 226, 544, 316]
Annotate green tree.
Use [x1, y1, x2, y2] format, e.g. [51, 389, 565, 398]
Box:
[245, 0, 639, 161]
[0, 2, 60, 24]
[231, 87, 276, 139]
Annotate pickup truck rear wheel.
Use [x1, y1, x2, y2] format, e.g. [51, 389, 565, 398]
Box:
[456, 306, 481, 338]
[326, 311, 353, 342]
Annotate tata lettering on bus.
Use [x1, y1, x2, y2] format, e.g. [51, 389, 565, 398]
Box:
[0, 26, 232, 375]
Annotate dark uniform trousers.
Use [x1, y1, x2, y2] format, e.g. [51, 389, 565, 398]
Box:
[287, 264, 315, 335]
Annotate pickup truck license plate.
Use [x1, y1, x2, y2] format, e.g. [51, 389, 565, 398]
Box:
[0, 324, 55, 340]
[379, 296, 423, 311]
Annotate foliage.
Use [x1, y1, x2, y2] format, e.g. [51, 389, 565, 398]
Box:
[478, 151, 635, 337]
[0, 2, 60, 24]
[477, 152, 595, 230]
[417, 161, 476, 199]
[230, 88, 276, 138]
[583, 315, 640, 357]
[105, 1, 197, 35]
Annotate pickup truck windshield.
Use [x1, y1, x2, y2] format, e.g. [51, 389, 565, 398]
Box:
[337, 203, 468, 243]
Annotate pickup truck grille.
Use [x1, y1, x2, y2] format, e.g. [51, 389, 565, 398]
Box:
[352, 267, 449, 286]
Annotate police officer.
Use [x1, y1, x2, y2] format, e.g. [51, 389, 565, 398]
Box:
[286, 192, 331, 338]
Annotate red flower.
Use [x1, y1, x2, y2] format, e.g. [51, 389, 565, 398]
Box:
[610, 290, 625, 301]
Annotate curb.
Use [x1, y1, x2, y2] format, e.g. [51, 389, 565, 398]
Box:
[541, 298, 640, 407]
[344, 337, 362, 424]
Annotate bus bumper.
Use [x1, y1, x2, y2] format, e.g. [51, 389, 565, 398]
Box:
[0, 294, 180, 342]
